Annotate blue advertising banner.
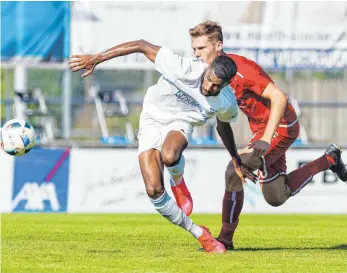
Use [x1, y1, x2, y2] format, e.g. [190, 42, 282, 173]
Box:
[1, 1, 70, 62]
[12, 148, 70, 212]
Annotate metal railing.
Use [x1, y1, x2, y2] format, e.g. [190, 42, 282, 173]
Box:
[1, 66, 347, 145]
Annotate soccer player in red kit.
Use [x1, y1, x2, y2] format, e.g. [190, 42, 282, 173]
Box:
[169, 21, 347, 250]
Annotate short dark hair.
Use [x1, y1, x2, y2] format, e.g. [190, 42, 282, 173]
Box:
[211, 55, 237, 83]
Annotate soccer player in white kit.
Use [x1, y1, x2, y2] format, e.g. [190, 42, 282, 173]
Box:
[68, 39, 242, 253]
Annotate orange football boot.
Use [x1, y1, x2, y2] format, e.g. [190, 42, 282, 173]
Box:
[198, 226, 226, 254]
[171, 177, 193, 216]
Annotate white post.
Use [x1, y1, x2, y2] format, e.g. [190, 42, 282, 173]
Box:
[0, 69, 2, 126]
[62, 69, 71, 139]
[14, 64, 28, 120]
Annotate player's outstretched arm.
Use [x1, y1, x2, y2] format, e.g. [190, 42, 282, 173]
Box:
[68, 40, 160, 77]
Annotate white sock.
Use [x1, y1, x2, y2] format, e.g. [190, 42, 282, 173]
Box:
[166, 155, 185, 186]
[189, 224, 204, 239]
[150, 191, 200, 238]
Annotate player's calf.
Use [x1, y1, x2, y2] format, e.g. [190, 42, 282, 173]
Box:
[139, 150, 166, 199]
[170, 177, 193, 216]
[165, 155, 185, 184]
[150, 191, 223, 253]
[286, 144, 347, 197]
[143, 170, 165, 199]
[217, 164, 245, 250]
[150, 191, 192, 229]
[164, 154, 193, 216]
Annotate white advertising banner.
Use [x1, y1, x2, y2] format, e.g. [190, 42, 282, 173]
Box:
[71, 2, 347, 70]
[0, 152, 14, 213]
[223, 26, 347, 70]
[71, 2, 216, 69]
[68, 148, 347, 214]
[223, 26, 347, 50]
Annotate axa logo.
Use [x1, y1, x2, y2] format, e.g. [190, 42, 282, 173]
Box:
[12, 182, 60, 211]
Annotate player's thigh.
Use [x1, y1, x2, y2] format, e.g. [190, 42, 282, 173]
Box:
[137, 116, 163, 155]
[224, 147, 262, 191]
[256, 143, 288, 207]
[260, 174, 288, 207]
[139, 149, 165, 198]
[262, 129, 298, 170]
[161, 121, 192, 166]
[239, 146, 262, 169]
[161, 130, 188, 166]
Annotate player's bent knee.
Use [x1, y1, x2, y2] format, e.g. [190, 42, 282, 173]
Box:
[262, 176, 289, 207]
[263, 194, 286, 207]
[225, 161, 234, 178]
[225, 163, 243, 191]
[161, 149, 180, 167]
[145, 184, 165, 199]
[240, 154, 261, 170]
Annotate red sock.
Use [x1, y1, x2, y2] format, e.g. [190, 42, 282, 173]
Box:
[217, 190, 244, 245]
[287, 155, 333, 196]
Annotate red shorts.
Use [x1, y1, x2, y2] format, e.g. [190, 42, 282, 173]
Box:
[249, 121, 300, 183]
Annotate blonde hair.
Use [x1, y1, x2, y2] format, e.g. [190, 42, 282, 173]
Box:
[189, 21, 223, 43]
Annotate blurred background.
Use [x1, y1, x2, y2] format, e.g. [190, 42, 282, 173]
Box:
[1, 6, 347, 271]
[1, 1, 347, 147]
[1, 1, 347, 217]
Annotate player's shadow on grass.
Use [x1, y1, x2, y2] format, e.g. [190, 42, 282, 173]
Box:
[234, 244, 347, 252]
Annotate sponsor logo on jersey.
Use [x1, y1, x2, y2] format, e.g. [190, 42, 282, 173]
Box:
[174, 90, 216, 122]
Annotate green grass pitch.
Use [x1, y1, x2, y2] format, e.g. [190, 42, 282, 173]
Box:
[1, 214, 346, 273]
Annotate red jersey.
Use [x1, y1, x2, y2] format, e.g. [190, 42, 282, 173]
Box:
[226, 54, 298, 134]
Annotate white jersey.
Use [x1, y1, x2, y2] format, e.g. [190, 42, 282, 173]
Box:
[142, 47, 238, 126]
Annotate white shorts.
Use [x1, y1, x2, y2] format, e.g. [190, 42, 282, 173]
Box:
[137, 113, 193, 155]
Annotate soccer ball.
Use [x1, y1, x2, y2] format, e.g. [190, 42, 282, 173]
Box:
[0, 119, 36, 156]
